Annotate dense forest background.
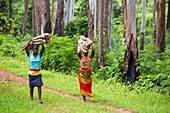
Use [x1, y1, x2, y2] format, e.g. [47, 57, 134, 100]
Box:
[0, 0, 170, 95]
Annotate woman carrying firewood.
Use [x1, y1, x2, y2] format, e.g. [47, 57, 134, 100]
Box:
[77, 37, 95, 102]
[25, 39, 45, 104]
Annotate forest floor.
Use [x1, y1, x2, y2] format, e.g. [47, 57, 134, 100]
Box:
[0, 69, 136, 113]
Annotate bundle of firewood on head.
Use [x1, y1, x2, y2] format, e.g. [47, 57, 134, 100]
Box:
[22, 33, 51, 50]
[77, 36, 93, 53]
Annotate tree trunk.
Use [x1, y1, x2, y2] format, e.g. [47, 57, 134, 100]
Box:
[22, 0, 28, 38]
[51, 0, 55, 33]
[122, 0, 127, 39]
[140, 0, 146, 50]
[108, 0, 113, 48]
[32, 0, 41, 37]
[98, 0, 104, 67]
[41, 0, 52, 34]
[9, 0, 12, 31]
[167, 0, 170, 31]
[32, 0, 35, 37]
[88, 0, 95, 40]
[140, 32, 144, 50]
[156, 0, 165, 52]
[96, 0, 99, 28]
[54, 0, 64, 36]
[123, 0, 139, 83]
[152, 0, 156, 44]
[64, 0, 75, 25]
[103, 0, 109, 49]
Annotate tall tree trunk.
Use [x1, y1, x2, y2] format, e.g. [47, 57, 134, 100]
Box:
[64, 0, 75, 25]
[32, 0, 35, 37]
[22, 0, 28, 38]
[156, 0, 165, 52]
[98, 0, 104, 67]
[41, 0, 52, 34]
[152, 0, 156, 44]
[9, 0, 12, 31]
[122, 0, 127, 39]
[96, 0, 99, 28]
[122, 0, 138, 83]
[88, 0, 95, 40]
[52, 0, 55, 33]
[140, 0, 146, 50]
[32, 0, 41, 37]
[108, 0, 113, 48]
[167, 0, 170, 31]
[54, 0, 64, 36]
[103, 0, 109, 49]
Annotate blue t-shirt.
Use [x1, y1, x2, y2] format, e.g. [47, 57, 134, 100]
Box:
[28, 53, 41, 69]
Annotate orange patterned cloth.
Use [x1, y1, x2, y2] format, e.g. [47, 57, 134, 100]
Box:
[78, 67, 93, 98]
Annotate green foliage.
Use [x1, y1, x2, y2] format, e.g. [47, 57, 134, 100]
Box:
[74, 0, 88, 17]
[0, 13, 14, 34]
[0, 35, 21, 58]
[134, 45, 170, 94]
[0, 35, 3, 45]
[41, 36, 79, 75]
[65, 17, 88, 37]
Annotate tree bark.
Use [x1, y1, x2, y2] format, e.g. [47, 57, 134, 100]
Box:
[51, 0, 55, 33]
[41, 0, 52, 34]
[22, 0, 28, 38]
[152, 0, 156, 44]
[98, 0, 104, 67]
[64, 0, 75, 25]
[140, 0, 146, 50]
[32, 0, 35, 37]
[140, 32, 144, 50]
[54, 0, 64, 36]
[32, 0, 41, 37]
[167, 0, 170, 30]
[123, 0, 138, 83]
[108, 0, 113, 48]
[88, 0, 95, 40]
[103, 0, 109, 49]
[156, 0, 166, 52]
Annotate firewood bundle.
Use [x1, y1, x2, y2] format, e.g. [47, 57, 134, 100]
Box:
[22, 33, 51, 50]
[77, 36, 93, 53]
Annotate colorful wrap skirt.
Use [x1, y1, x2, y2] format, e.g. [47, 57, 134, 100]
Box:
[29, 74, 43, 88]
[78, 67, 93, 98]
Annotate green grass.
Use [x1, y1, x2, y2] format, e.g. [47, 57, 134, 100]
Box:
[0, 54, 170, 113]
[0, 76, 114, 113]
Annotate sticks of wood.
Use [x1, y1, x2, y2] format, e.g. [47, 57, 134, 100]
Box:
[77, 36, 93, 53]
[22, 33, 51, 50]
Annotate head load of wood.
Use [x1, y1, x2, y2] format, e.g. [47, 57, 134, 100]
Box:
[22, 33, 52, 50]
[77, 36, 93, 53]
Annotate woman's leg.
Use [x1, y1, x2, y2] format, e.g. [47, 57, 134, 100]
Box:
[38, 86, 43, 104]
[82, 95, 86, 102]
[30, 88, 34, 100]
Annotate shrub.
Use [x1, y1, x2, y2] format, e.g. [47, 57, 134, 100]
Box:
[41, 36, 80, 75]
[65, 17, 88, 38]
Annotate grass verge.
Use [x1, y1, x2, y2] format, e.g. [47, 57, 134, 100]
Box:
[0, 54, 170, 113]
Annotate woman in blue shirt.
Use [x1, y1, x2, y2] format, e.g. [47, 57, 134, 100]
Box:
[25, 40, 45, 104]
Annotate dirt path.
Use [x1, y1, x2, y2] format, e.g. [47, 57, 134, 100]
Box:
[0, 69, 136, 113]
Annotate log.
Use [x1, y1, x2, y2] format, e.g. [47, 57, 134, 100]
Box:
[22, 33, 52, 50]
